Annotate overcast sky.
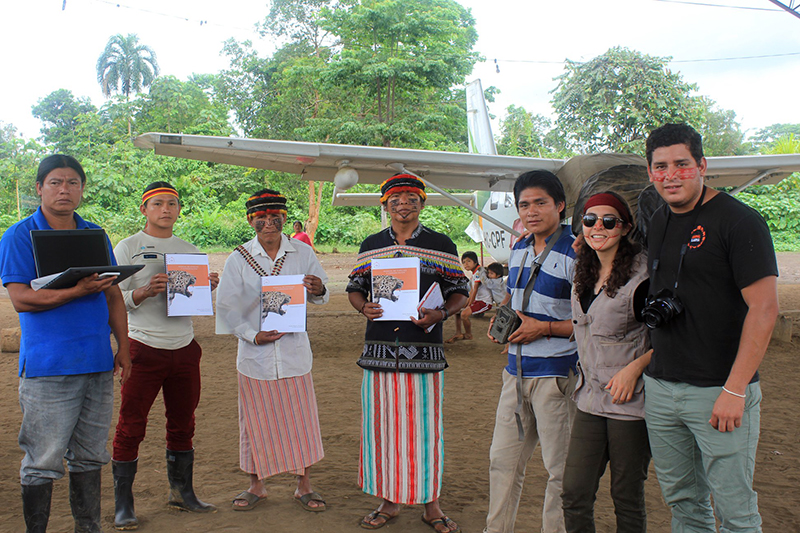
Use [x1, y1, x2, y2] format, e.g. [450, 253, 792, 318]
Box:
[1, 0, 798, 141]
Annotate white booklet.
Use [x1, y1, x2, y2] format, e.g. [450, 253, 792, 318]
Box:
[165, 253, 213, 316]
[260, 274, 307, 333]
[371, 257, 420, 321]
[417, 281, 444, 333]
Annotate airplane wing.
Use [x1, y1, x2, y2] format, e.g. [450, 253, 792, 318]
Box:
[133, 132, 564, 193]
[134, 132, 800, 195]
[705, 154, 800, 189]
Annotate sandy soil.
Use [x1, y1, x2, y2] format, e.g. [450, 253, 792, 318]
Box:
[1, 252, 799, 533]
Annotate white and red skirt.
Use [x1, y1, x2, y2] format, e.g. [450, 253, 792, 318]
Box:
[359, 369, 444, 504]
[238, 372, 324, 479]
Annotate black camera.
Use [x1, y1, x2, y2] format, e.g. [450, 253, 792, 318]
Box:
[642, 289, 684, 330]
[489, 304, 522, 344]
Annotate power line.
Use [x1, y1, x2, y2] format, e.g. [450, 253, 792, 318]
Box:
[83, 0, 259, 33]
[671, 51, 800, 62]
[491, 51, 800, 67]
[652, 0, 782, 12]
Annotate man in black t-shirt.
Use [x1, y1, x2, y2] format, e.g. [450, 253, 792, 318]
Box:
[642, 124, 778, 532]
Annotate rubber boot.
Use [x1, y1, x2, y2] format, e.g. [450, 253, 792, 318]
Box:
[69, 469, 102, 533]
[113, 460, 138, 530]
[21, 481, 52, 533]
[165, 449, 216, 513]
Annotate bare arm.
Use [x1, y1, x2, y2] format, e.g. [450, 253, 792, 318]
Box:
[6, 275, 116, 313]
[130, 273, 168, 306]
[412, 292, 468, 330]
[105, 285, 131, 384]
[710, 275, 778, 432]
[508, 313, 573, 344]
[349, 291, 383, 321]
[465, 280, 479, 307]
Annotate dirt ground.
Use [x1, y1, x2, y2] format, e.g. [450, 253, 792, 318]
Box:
[1, 252, 799, 533]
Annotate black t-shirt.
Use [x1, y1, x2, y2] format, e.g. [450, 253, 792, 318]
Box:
[645, 192, 778, 386]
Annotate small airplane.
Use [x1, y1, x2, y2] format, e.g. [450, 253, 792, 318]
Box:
[134, 80, 800, 263]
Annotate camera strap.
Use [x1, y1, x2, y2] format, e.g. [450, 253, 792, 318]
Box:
[651, 186, 706, 296]
[514, 225, 563, 441]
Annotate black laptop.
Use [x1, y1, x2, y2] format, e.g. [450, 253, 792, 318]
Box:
[30, 229, 143, 290]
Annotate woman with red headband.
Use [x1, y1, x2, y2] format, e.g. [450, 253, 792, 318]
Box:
[561, 191, 652, 532]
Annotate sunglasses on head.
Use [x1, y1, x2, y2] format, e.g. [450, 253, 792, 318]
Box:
[582, 213, 624, 230]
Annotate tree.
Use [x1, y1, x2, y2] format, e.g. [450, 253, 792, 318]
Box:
[496, 105, 570, 158]
[695, 97, 748, 156]
[259, 0, 338, 56]
[31, 89, 97, 152]
[750, 123, 800, 151]
[135, 75, 232, 136]
[313, 0, 479, 148]
[551, 47, 703, 154]
[96, 33, 160, 135]
[0, 123, 45, 225]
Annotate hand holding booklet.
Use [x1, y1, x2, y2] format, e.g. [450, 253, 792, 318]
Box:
[371, 257, 420, 321]
[417, 282, 444, 332]
[165, 253, 213, 316]
[260, 274, 307, 333]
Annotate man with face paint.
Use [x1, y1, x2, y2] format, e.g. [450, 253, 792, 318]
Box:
[347, 174, 469, 533]
[643, 124, 778, 532]
[216, 189, 330, 514]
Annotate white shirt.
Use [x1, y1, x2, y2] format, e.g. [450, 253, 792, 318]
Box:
[215, 235, 329, 381]
[115, 231, 198, 350]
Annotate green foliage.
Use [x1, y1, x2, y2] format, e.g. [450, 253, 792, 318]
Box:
[551, 47, 701, 154]
[31, 89, 98, 152]
[496, 105, 572, 158]
[750, 123, 800, 150]
[219, 0, 478, 150]
[695, 98, 749, 156]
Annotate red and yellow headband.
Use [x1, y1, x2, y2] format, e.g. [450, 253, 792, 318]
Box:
[142, 187, 179, 206]
[379, 174, 427, 203]
[246, 189, 288, 220]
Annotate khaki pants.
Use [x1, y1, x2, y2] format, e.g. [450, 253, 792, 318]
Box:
[486, 369, 576, 533]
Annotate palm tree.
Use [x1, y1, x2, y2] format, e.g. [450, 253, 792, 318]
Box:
[96, 33, 160, 136]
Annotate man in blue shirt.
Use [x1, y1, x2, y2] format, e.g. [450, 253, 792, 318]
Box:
[0, 154, 131, 533]
[486, 170, 577, 533]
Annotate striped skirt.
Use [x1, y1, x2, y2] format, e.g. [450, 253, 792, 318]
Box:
[359, 369, 443, 504]
[238, 372, 324, 479]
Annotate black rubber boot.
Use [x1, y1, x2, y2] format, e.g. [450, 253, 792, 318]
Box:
[165, 449, 216, 513]
[69, 469, 102, 533]
[113, 460, 138, 530]
[21, 481, 52, 533]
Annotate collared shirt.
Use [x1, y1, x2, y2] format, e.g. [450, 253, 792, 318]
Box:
[215, 235, 329, 381]
[0, 207, 115, 377]
[506, 224, 578, 378]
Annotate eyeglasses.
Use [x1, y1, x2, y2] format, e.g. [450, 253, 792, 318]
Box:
[582, 213, 624, 230]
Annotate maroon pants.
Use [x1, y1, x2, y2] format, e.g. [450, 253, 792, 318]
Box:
[113, 338, 202, 461]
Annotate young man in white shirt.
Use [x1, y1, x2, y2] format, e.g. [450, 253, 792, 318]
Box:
[112, 182, 219, 529]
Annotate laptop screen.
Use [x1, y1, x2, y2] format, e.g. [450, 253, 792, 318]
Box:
[31, 229, 112, 277]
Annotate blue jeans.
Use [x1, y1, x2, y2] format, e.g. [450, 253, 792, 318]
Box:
[18, 372, 113, 485]
[643, 375, 762, 533]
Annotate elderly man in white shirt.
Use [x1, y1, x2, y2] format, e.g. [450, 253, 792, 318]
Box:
[216, 189, 329, 513]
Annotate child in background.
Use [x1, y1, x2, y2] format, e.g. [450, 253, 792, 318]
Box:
[447, 253, 504, 343]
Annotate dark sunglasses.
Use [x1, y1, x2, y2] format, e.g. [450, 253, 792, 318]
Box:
[582, 213, 624, 230]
